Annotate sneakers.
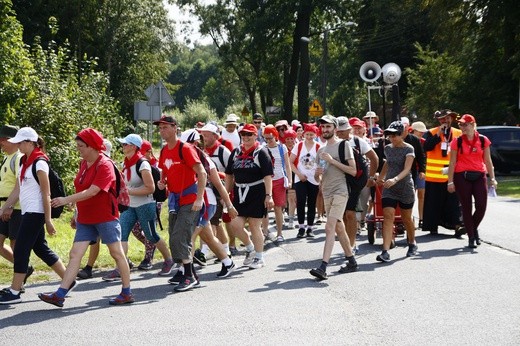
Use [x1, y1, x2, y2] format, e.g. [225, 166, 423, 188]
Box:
[339, 261, 358, 273]
[229, 247, 239, 256]
[297, 228, 306, 238]
[243, 250, 255, 266]
[159, 260, 174, 276]
[406, 244, 418, 257]
[310, 268, 328, 280]
[454, 226, 466, 239]
[109, 292, 135, 305]
[127, 259, 135, 270]
[77, 266, 93, 279]
[248, 257, 265, 269]
[352, 245, 360, 256]
[193, 249, 207, 266]
[287, 219, 294, 229]
[102, 269, 121, 282]
[138, 259, 153, 271]
[0, 290, 21, 305]
[24, 265, 34, 284]
[217, 262, 236, 278]
[276, 235, 285, 242]
[376, 251, 391, 263]
[168, 270, 185, 285]
[306, 228, 315, 238]
[174, 276, 198, 292]
[38, 292, 64, 307]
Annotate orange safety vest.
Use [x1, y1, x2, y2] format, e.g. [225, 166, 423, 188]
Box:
[425, 126, 462, 183]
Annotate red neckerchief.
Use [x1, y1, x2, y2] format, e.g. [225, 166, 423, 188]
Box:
[149, 156, 158, 167]
[205, 142, 220, 157]
[237, 141, 259, 159]
[123, 152, 143, 181]
[20, 148, 48, 184]
[462, 130, 480, 153]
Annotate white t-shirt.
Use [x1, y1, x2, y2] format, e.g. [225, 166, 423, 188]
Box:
[291, 141, 320, 185]
[126, 160, 155, 208]
[221, 129, 241, 148]
[19, 160, 49, 214]
[265, 143, 288, 180]
[205, 158, 217, 206]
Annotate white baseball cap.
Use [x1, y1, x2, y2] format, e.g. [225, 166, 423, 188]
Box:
[199, 123, 220, 135]
[8, 127, 38, 143]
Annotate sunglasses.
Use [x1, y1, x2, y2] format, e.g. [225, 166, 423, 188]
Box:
[254, 121, 262, 124]
[459, 123, 472, 127]
[276, 127, 287, 131]
[264, 136, 275, 140]
[240, 132, 254, 137]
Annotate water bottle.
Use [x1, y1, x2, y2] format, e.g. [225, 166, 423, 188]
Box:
[488, 185, 497, 197]
[319, 159, 327, 170]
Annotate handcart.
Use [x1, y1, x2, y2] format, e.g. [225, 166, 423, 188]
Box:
[366, 184, 404, 245]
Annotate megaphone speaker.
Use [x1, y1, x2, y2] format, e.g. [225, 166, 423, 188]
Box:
[359, 61, 381, 83]
[382, 63, 401, 84]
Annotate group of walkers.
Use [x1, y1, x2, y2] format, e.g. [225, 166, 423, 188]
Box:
[0, 109, 498, 307]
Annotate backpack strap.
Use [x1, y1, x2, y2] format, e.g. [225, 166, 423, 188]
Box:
[31, 157, 49, 185]
[135, 157, 146, 180]
[293, 142, 304, 167]
[278, 144, 287, 177]
[217, 146, 226, 169]
[338, 140, 348, 165]
[457, 135, 485, 155]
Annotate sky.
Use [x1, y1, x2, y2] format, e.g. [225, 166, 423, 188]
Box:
[164, 0, 214, 46]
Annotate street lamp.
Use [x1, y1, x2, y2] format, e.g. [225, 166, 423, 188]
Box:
[301, 22, 356, 115]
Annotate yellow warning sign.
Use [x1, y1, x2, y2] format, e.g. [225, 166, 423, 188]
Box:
[309, 99, 324, 117]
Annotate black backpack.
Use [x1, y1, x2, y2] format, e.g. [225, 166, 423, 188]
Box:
[135, 157, 167, 203]
[338, 137, 369, 190]
[31, 157, 66, 218]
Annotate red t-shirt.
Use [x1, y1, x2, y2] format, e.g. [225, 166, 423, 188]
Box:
[159, 141, 201, 205]
[219, 137, 235, 152]
[75, 155, 118, 224]
[450, 134, 491, 173]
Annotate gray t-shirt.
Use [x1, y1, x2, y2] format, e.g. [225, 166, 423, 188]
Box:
[382, 143, 415, 204]
[316, 140, 353, 198]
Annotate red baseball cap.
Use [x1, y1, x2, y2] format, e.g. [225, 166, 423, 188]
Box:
[239, 123, 258, 135]
[458, 114, 475, 123]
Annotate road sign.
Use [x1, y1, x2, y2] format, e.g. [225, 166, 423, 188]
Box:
[241, 106, 250, 118]
[266, 106, 281, 117]
[146, 81, 175, 107]
[309, 99, 323, 117]
[134, 101, 162, 121]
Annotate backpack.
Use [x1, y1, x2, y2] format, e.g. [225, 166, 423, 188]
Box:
[338, 137, 369, 190]
[177, 141, 219, 199]
[107, 160, 130, 214]
[31, 157, 66, 218]
[457, 135, 485, 154]
[209, 145, 227, 171]
[135, 157, 167, 202]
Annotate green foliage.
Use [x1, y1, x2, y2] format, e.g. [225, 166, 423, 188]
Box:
[405, 43, 465, 125]
[178, 99, 218, 130]
[0, 0, 33, 122]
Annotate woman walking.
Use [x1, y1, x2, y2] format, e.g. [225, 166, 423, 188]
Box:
[225, 124, 274, 269]
[0, 127, 67, 305]
[375, 121, 417, 263]
[39, 128, 133, 307]
[447, 114, 497, 248]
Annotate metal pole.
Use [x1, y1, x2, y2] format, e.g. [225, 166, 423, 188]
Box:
[322, 30, 328, 115]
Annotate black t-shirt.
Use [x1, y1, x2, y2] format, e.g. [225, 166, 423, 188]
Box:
[225, 146, 273, 183]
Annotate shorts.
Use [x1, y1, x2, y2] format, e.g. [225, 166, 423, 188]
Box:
[210, 201, 223, 226]
[346, 184, 363, 211]
[75, 220, 122, 245]
[381, 197, 414, 210]
[199, 204, 217, 227]
[415, 175, 426, 189]
[323, 194, 348, 220]
[272, 178, 287, 207]
[0, 209, 22, 240]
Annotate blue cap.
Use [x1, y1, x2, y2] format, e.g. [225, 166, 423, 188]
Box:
[117, 134, 143, 148]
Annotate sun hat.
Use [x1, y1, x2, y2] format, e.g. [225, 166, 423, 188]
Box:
[411, 121, 427, 132]
[337, 116, 352, 131]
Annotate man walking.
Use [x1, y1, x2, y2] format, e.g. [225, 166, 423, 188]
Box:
[154, 116, 207, 292]
[309, 115, 358, 280]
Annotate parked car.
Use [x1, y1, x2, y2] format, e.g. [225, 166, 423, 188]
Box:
[477, 126, 520, 174]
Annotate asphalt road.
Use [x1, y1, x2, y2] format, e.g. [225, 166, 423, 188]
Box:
[1, 196, 519, 345]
